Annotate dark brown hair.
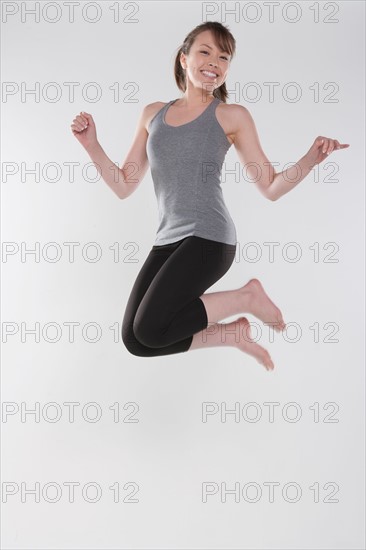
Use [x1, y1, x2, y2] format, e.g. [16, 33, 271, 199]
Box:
[174, 22, 236, 103]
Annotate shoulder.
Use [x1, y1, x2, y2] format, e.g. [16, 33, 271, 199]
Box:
[141, 101, 169, 132]
[215, 102, 253, 145]
[216, 102, 252, 124]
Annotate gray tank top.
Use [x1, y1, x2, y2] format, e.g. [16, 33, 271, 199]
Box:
[146, 96, 237, 246]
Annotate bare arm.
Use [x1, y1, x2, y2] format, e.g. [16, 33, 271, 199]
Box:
[234, 105, 313, 202]
[232, 105, 349, 201]
[260, 136, 349, 201]
[266, 154, 313, 201]
[232, 105, 277, 200]
[73, 105, 152, 199]
[83, 141, 128, 199]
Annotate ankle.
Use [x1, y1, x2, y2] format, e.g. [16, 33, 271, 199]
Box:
[238, 285, 253, 312]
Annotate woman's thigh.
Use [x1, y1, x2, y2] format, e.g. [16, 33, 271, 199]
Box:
[133, 236, 236, 341]
[121, 237, 188, 346]
[144, 236, 236, 303]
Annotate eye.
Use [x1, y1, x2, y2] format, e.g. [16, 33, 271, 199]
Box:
[200, 50, 229, 61]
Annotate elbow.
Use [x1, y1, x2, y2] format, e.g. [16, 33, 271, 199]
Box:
[265, 171, 279, 201]
[266, 188, 277, 202]
[266, 181, 279, 201]
[118, 169, 133, 199]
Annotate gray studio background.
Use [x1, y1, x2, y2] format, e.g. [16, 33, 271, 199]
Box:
[2, 1, 364, 549]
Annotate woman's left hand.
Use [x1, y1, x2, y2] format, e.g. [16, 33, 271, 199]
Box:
[306, 136, 350, 168]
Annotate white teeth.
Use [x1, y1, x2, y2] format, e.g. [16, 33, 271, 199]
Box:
[201, 70, 217, 78]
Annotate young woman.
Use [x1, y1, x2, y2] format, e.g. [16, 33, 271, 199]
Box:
[71, 22, 349, 371]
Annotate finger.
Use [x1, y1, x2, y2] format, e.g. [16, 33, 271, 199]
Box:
[72, 118, 87, 131]
[70, 123, 83, 133]
[76, 115, 88, 129]
[326, 139, 335, 155]
[79, 112, 89, 126]
[80, 111, 91, 124]
[72, 114, 88, 131]
[322, 139, 328, 154]
[333, 140, 350, 150]
[75, 116, 88, 130]
[318, 137, 325, 149]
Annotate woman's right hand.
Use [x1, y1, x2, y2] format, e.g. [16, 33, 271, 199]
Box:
[70, 111, 98, 151]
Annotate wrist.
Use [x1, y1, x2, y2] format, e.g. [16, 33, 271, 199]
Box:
[85, 140, 101, 155]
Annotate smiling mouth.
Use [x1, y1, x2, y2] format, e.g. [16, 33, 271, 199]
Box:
[200, 70, 219, 78]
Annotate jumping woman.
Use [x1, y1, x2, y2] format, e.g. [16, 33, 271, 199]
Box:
[71, 22, 349, 371]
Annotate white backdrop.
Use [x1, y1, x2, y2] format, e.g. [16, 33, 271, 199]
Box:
[1, 1, 364, 549]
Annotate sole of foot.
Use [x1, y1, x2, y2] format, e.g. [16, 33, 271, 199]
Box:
[236, 316, 274, 371]
[241, 278, 286, 333]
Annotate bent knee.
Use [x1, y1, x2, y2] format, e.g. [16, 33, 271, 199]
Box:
[122, 323, 164, 356]
[122, 324, 148, 357]
[133, 318, 168, 348]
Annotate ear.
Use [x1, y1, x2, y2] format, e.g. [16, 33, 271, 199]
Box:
[180, 51, 186, 70]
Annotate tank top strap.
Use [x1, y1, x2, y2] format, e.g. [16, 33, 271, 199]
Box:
[204, 96, 221, 114]
[192, 96, 221, 123]
[157, 99, 178, 123]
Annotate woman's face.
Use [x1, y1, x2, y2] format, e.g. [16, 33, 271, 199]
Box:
[180, 30, 231, 92]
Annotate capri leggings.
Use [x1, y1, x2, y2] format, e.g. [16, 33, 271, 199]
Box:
[121, 235, 237, 357]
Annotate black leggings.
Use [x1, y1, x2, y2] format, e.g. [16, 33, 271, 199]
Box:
[121, 236, 236, 357]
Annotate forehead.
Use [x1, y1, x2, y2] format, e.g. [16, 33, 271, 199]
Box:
[194, 30, 229, 53]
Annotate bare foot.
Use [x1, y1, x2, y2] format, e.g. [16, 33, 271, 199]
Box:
[236, 317, 274, 371]
[239, 278, 286, 332]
